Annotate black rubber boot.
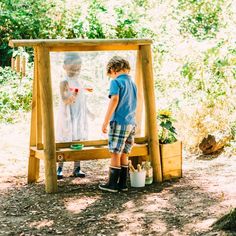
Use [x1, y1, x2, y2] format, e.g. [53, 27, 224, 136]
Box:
[57, 166, 63, 180]
[99, 167, 121, 193]
[118, 165, 129, 191]
[73, 166, 86, 178]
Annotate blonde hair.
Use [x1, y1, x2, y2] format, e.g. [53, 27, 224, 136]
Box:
[64, 52, 82, 65]
[106, 56, 130, 74]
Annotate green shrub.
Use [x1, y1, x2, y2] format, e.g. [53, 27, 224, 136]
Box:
[0, 0, 153, 66]
[0, 66, 32, 123]
[178, 0, 224, 40]
[0, 0, 70, 66]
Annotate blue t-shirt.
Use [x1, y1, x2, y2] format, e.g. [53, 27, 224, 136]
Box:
[109, 74, 137, 125]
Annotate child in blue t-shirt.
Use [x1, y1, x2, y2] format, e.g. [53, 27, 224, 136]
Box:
[99, 56, 137, 193]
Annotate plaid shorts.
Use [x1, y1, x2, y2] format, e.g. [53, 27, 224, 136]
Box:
[108, 121, 136, 154]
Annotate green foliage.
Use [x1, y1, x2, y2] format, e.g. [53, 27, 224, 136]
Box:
[0, 0, 154, 66]
[230, 122, 236, 140]
[114, 8, 138, 38]
[157, 110, 177, 144]
[85, 0, 106, 38]
[178, 0, 224, 40]
[0, 0, 71, 66]
[180, 41, 236, 104]
[0, 67, 32, 123]
[74, 0, 152, 39]
[181, 62, 197, 82]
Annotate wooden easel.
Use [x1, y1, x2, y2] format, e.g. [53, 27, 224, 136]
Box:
[9, 39, 162, 193]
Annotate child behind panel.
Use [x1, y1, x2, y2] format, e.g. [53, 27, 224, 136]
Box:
[56, 52, 92, 179]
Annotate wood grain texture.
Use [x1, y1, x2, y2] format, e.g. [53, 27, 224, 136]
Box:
[38, 46, 57, 193]
[141, 45, 162, 182]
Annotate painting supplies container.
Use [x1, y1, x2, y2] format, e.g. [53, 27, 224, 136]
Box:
[142, 161, 153, 185]
[70, 144, 84, 150]
[130, 169, 146, 187]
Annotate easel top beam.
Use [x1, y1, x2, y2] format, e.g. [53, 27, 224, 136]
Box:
[9, 39, 153, 51]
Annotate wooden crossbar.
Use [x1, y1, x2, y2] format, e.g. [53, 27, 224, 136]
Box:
[9, 39, 152, 48]
[36, 137, 147, 150]
[31, 143, 148, 161]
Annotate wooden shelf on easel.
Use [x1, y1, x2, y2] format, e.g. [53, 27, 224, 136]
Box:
[30, 143, 148, 162]
[30, 137, 149, 162]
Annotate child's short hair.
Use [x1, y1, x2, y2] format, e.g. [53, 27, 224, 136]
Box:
[106, 56, 130, 74]
[64, 52, 82, 65]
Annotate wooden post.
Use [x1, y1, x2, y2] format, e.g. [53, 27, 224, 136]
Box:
[140, 45, 162, 182]
[11, 57, 15, 70]
[35, 48, 43, 150]
[28, 50, 40, 183]
[28, 77, 39, 183]
[21, 56, 26, 76]
[135, 50, 144, 136]
[38, 46, 58, 193]
[16, 55, 20, 73]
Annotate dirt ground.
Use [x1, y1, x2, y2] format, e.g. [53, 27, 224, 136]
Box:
[1, 116, 236, 236]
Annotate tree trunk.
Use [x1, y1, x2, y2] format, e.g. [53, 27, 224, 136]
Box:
[199, 131, 231, 154]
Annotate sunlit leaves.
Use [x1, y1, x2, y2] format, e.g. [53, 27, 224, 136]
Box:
[178, 0, 224, 40]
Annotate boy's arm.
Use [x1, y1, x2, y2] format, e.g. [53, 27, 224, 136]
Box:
[102, 95, 119, 133]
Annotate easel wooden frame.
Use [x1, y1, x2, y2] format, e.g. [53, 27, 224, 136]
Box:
[9, 39, 162, 193]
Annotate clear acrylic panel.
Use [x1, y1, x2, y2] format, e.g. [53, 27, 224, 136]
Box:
[50, 51, 137, 142]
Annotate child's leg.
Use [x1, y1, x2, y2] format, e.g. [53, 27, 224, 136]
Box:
[118, 126, 135, 191]
[57, 162, 64, 179]
[73, 161, 80, 170]
[110, 152, 121, 167]
[121, 125, 135, 164]
[99, 152, 121, 192]
[99, 122, 133, 192]
[58, 162, 64, 168]
[120, 153, 128, 166]
[73, 161, 85, 178]
[118, 153, 129, 192]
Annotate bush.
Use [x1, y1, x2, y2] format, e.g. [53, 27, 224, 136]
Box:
[0, 0, 153, 66]
[0, 0, 72, 66]
[169, 40, 236, 152]
[0, 66, 32, 123]
[178, 0, 224, 40]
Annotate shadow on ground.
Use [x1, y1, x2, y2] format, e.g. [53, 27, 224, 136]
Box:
[0, 169, 231, 236]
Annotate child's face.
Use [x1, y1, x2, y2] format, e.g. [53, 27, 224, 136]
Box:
[63, 63, 81, 77]
[107, 69, 129, 79]
[107, 70, 117, 79]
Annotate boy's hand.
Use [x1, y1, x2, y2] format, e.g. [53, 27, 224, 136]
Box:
[102, 122, 109, 133]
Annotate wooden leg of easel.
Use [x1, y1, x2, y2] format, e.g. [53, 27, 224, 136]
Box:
[28, 151, 40, 183]
[135, 50, 144, 136]
[27, 59, 40, 183]
[38, 46, 57, 193]
[141, 45, 162, 183]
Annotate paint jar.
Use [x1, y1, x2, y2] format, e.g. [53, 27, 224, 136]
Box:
[142, 161, 153, 185]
